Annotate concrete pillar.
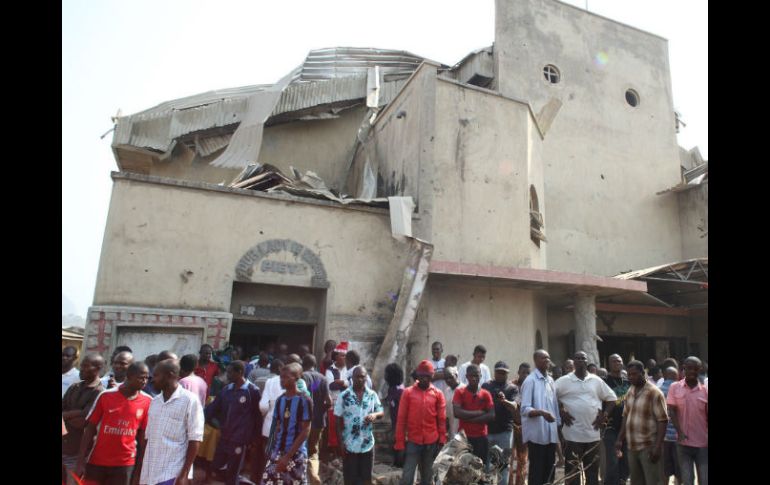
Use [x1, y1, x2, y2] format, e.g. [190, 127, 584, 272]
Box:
[573, 293, 600, 366]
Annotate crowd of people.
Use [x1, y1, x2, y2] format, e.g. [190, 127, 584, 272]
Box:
[62, 340, 707, 485]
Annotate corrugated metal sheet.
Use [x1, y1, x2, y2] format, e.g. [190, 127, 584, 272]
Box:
[196, 134, 232, 156]
[113, 47, 433, 159]
[293, 47, 428, 83]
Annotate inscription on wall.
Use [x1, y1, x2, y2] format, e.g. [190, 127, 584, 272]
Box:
[260, 260, 309, 276]
[235, 239, 329, 288]
[240, 304, 311, 322]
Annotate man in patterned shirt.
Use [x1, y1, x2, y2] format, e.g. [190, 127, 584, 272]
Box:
[335, 366, 384, 485]
[614, 360, 668, 485]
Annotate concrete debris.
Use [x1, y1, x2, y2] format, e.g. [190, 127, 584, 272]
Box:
[434, 431, 505, 485]
[372, 463, 403, 485]
[319, 458, 344, 485]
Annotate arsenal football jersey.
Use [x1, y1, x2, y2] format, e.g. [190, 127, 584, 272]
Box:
[86, 387, 152, 467]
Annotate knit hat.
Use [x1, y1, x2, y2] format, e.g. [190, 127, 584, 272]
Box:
[334, 341, 349, 355]
[416, 359, 434, 376]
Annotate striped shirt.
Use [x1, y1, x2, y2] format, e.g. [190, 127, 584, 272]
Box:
[139, 385, 204, 485]
[271, 393, 313, 455]
[622, 381, 668, 451]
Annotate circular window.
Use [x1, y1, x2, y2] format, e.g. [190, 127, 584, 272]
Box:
[543, 65, 560, 84]
[625, 89, 639, 107]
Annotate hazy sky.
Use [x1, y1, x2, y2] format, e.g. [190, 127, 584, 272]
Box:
[62, 0, 707, 317]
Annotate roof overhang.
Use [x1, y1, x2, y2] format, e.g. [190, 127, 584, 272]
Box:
[428, 261, 647, 303]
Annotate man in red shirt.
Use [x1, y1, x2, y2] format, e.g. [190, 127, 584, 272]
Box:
[453, 364, 495, 465]
[194, 344, 220, 389]
[394, 360, 447, 485]
[75, 362, 152, 485]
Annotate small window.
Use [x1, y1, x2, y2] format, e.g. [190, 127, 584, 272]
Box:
[543, 65, 560, 84]
[625, 89, 639, 107]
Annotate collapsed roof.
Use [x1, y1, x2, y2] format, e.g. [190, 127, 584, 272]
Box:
[111, 47, 443, 172]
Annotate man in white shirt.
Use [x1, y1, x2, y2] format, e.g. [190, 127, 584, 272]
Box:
[62, 346, 80, 398]
[555, 351, 617, 485]
[458, 344, 491, 386]
[257, 358, 285, 478]
[137, 359, 204, 485]
[430, 341, 447, 393]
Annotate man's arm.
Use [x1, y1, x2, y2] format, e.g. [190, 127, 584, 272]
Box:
[614, 414, 628, 453]
[394, 388, 410, 450]
[177, 398, 205, 484]
[668, 406, 686, 442]
[131, 437, 148, 485]
[335, 415, 346, 458]
[452, 403, 485, 420]
[277, 421, 311, 472]
[436, 391, 447, 445]
[175, 441, 201, 484]
[75, 422, 98, 476]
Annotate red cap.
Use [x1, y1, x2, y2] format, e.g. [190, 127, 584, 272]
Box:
[416, 360, 434, 376]
[334, 341, 349, 354]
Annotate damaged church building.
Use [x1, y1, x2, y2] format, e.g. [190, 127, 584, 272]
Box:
[86, 0, 707, 387]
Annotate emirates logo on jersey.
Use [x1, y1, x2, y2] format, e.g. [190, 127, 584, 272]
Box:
[136, 408, 144, 418]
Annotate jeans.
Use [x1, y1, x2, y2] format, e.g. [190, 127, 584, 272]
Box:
[527, 442, 556, 485]
[400, 441, 438, 485]
[487, 430, 513, 485]
[563, 440, 600, 485]
[676, 444, 707, 485]
[602, 428, 629, 485]
[307, 427, 324, 485]
[627, 447, 661, 485]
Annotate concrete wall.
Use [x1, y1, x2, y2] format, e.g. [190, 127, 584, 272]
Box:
[360, 66, 436, 207]
[431, 79, 544, 268]
[678, 183, 708, 259]
[259, 106, 368, 190]
[495, 0, 683, 275]
[94, 174, 408, 361]
[409, 281, 541, 374]
[148, 105, 367, 190]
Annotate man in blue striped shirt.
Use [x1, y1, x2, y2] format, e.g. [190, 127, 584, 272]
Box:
[520, 349, 561, 485]
[261, 362, 312, 485]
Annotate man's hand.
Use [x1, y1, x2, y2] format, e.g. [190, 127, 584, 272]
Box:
[592, 411, 607, 430]
[175, 473, 190, 485]
[276, 455, 290, 473]
[649, 445, 661, 464]
[677, 432, 688, 443]
[559, 408, 574, 426]
[541, 411, 556, 423]
[74, 459, 85, 478]
[364, 413, 379, 424]
[614, 440, 623, 456]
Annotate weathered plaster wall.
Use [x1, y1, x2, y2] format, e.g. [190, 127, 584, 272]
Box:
[678, 183, 708, 259]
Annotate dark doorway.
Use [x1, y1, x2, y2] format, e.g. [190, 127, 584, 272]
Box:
[597, 334, 687, 368]
[229, 321, 315, 359]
